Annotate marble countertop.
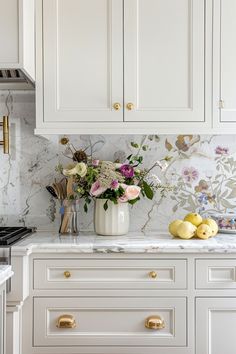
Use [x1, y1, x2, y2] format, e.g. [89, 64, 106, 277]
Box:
[10, 230, 236, 255]
[0, 265, 13, 286]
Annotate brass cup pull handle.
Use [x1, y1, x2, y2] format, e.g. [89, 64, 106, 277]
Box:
[64, 271, 71, 278]
[145, 315, 165, 330]
[149, 271, 157, 279]
[113, 102, 121, 111]
[0, 116, 9, 154]
[56, 314, 76, 329]
[126, 102, 134, 110]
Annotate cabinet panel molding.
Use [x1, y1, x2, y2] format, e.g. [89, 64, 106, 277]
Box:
[124, 0, 205, 123]
[196, 298, 236, 354]
[42, 0, 123, 123]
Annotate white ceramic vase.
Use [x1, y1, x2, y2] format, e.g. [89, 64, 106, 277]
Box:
[94, 199, 130, 236]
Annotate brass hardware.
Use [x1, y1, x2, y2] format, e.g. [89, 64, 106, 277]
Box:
[113, 102, 121, 111]
[64, 271, 71, 278]
[126, 102, 134, 111]
[149, 271, 157, 279]
[56, 314, 76, 329]
[219, 100, 225, 109]
[60, 136, 69, 145]
[0, 116, 9, 154]
[145, 315, 165, 330]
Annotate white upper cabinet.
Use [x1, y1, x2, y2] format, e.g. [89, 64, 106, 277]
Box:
[124, 0, 205, 123]
[0, 0, 35, 86]
[41, 0, 123, 124]
[36, 0, 211, 134]
[213, 0, 236, 129]
[0, 0, 19, 65]
[38, 0, 236, 134]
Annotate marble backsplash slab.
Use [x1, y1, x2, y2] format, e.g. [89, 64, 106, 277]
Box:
[0, 92, 236, 232]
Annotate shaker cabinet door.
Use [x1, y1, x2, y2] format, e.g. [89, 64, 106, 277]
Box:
[213, 0, 236, 127]
[42, 0, 123, 123]
[196, 298, 236, 354]
[124, 0, 205, 123]
[0, 0, 19, 65]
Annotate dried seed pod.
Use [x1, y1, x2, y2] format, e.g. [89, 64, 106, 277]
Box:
[73, 150, 87, 163]
[60, 137, 69, 145]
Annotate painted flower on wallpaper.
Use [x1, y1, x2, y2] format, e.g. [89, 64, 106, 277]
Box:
[170, 147, 236, 214]
[215, 146, 229, 155]
[198, 193, 209, 205]
[198, 192, 216, 207]
[182, 166, 199, 183]
[175, 135, 200, 152]
[194, 179, 209, 193]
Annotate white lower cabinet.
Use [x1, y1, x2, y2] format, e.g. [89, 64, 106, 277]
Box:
[18, 254, 236, 354]
[196, 298, 236, 354]
[34, 297, 186, 347]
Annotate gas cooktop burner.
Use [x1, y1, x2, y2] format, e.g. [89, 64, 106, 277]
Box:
[0, 227, 35, 245]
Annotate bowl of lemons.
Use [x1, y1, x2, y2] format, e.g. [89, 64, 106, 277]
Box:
[168, 213, 218, 240]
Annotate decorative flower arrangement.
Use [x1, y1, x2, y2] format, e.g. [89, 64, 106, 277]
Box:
[57, 138, 171, 212]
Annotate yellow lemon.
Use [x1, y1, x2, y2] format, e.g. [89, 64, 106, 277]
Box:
[177, 221, 197, 239]
[196, 224, 212, 239]
[184, 213, 202, 227]
[168, 220, 183, 237]
[202, 218, 218, 237]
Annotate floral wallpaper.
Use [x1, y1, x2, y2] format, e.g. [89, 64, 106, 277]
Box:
[0, 92, 236, 232]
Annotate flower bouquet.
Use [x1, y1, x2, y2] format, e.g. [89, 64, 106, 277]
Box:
[54, 139, 171, 235]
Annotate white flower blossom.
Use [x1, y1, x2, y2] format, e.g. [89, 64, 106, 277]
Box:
[147, 174, 161, 185]
[63, 162, 87, 177]
[156, 160, 168, 171]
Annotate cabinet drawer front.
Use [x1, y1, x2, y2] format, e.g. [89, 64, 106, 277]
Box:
[196, 259, 236, 289]
[34, 259, 187, 290]
[34, 297, 186, 347]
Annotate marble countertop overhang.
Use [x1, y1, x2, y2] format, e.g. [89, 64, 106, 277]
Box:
[10, 231, 236, 256]
[0, 265, 13, 286]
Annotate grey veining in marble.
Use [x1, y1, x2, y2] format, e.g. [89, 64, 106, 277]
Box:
[11, 231, 236, 255]
[1, 91, 236, 233]
[0, 265, 13, 286]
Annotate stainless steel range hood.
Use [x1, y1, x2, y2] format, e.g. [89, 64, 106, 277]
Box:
[0, 69, 34, 90]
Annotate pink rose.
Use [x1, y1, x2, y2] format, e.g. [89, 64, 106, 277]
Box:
[110, 179, 119, 190]
[119, 195, 129, 203]
[120, 164, 135, 178]
[90, 181, 107, 197]
[92, 159, 100, 166]
[125, 185, 141, 200]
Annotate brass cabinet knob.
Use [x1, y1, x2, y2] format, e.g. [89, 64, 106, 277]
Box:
[56, 314, 76, 328]
[64, 271, 71, 278]
[149, 271, 157, 279]
[145, 315, 165, 330]
[113, 102, 121, 111]
[126, 102, 134, 110]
